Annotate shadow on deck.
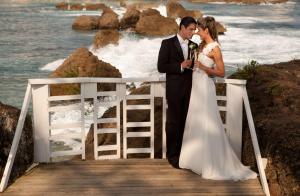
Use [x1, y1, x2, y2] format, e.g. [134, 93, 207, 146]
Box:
[3, 159, 264, 195]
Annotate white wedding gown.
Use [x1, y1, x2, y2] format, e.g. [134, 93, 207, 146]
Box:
[179, 42, 257, 180]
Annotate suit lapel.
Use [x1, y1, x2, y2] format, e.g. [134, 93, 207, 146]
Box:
[173, 36, 184, 60]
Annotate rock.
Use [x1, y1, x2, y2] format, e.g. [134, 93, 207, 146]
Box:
[72, 15, 99, 30]
[229, 59, 300, 195]
[125, 2, 161, 11]
[85, 84, 164, 159]
[50, 48, 122, 96]
[93, 30, 121, 49]
[166, 0, 186, 18]
[0, 102, 33, 185]
[85, 3, 107, 10]
[188, 0, 288, 4]
[140, 8, 161, 17]
[216, 21, 227, 34]
[135, 14, 178, 36]
[120, 7, 141, 29]
[166, 0, 203, 19]
[70, 4, 83, 10]
[55, 2, 68, 10]
[178, 9, 203, 19]
[98, 8, 119, 29]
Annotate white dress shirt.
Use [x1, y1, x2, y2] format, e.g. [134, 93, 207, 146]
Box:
[177, 34, 189, 72]
[177, 33, 189, 60]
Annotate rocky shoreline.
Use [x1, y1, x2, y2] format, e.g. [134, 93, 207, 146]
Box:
[188, 0, 288, 4]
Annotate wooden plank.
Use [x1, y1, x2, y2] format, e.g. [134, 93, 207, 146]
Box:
[127, 132, 151, 137]
[48, 95, 81, 101]
[126, 105, 151, 110]
[126, 94, 151, 100]
[127, 122, 151, 127]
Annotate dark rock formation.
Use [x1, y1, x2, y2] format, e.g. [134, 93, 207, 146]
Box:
[0, 102, 33, 185]
[98, 8, 119, 29]
[120, 7, 141, 29]
[93, 30, 121, 49]
[72, 15, 99, 30]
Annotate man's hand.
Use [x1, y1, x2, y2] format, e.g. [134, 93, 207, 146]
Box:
[181, 60, 192, 69]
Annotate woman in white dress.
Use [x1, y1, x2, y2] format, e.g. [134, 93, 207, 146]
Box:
[179, 16, 257, 181]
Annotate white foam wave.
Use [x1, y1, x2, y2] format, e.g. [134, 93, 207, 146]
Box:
[40, 58, 64, 71]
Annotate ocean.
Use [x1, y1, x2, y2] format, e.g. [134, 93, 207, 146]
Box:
[0, 0, 299, 108]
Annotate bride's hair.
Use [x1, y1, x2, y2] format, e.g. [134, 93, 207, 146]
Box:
[197, 16, 219, 44]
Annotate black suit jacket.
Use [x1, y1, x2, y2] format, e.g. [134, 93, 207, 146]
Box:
[157, 35, 197, 99]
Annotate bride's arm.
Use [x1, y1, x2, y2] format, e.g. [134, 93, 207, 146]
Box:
[196, 47, 225, 77]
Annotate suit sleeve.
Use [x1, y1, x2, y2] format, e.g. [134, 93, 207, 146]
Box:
[157, 40, 182, 74]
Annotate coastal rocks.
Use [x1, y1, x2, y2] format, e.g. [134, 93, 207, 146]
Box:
[135, 14, 178, 36]
[140, 8, 161, 17]
[216, 21, 227, 34]
[230, 60, 300, 196]
[72, 15, 99, 30]
[50, 48, 121, 96]
[0, 102, 33, 185]
[188, 0, 288, 4]
[166, 0, 203, 19]
[98, 8, 119, 29]
[56, 2, 107, 11]
[93, 30, 121, 49]
[120, 7, 141, 29]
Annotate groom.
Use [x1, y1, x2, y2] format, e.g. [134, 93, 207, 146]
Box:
[157, 16, 197, 169]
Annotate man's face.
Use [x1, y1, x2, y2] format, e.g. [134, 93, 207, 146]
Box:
[180, 23, 196, 39]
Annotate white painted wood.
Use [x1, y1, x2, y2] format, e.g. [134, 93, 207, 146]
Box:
[48, 104, 81, 112]
[126, 105, 151, 110]
[150, 84, 155, 159]
[80, 83, 85, 160]
[161, 83, 167, 159]
[0, 84, 32, 193]
[96, 128, 117, 134]
[48, 95, 81, 101]
[51, 150, 82, 157]
[49, 133, 82, 140]
[127, 132, 151, 137]
[98, 118, 117, 123]
[127, 122, 151, 127]
[97, 145, 118, 151]
[50, 122, 81, 130]
[126, 95, 151, 100]
[116, 84, 123, 159]
[243, 87, 270, 196]
[123, 90, 128, 159]
[226, 84, 243, 160]
[127, 148, 152, 154]
[216, 96, 227, 101]
[97, 154, 119, 160]
[32, 84, 50, 163]
[97, 91, 118, 96]
[218, 106, 227, 112]
[98, 101, 118, 107]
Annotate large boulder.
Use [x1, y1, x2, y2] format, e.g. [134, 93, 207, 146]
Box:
[230, 60, 300, 196]
[72, 15, 99, 30]
[0, 102, 33, 185]
[140, 8, 161, 17]
[50, 48, 122, 96]
[85, 3, 107, 10]
[120, 7, 141, 29]
[166, 0, 185, 18]
[93, 30, 121, 49]
[135, 14, 178, 36]
[216, 21, 227, 34]
[98, 8, 119, 29]
[167, 0, 203, 19]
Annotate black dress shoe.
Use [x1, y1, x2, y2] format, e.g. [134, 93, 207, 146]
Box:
[168, 157, 180, 169]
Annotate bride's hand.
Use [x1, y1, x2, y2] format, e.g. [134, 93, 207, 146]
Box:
[194, 61, 207, 71]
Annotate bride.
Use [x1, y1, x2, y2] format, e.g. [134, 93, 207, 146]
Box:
[179, 16, 257, 181]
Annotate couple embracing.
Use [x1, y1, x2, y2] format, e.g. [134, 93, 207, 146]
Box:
[157, 16, 257, 181]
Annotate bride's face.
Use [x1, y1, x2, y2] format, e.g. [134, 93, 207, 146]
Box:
[196, 27, 207, 40]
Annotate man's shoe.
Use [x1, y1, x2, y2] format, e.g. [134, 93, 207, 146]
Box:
[168, 157, 180, 169]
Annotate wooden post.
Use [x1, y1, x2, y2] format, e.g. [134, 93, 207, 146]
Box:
[32, 84, 50, 163]
[0, 84, 32, 192]
[226, 83, 243, 160]
[243, 87, 270, 196]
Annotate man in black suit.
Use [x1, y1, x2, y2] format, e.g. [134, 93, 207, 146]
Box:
[157, 17, 197, 169]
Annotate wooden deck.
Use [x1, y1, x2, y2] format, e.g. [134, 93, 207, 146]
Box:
[2, 159, 265, 195]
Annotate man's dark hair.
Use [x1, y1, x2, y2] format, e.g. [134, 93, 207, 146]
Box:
[179, 16, 196, 30]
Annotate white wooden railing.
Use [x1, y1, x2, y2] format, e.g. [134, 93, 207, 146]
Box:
[0, 77, 270, 196]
